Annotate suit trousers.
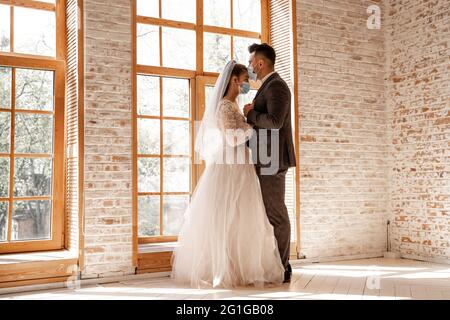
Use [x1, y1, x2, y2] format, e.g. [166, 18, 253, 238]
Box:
[255, 166, 291, 270]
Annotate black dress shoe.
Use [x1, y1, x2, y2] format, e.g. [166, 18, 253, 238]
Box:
[283, 263, 292, 283]
[287, 263, 292, 273]
[283, 270, 291, 283]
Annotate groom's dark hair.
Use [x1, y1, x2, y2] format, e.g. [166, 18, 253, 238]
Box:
[248, 43, 276, 66]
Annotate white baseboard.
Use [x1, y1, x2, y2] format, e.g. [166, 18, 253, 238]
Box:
[383, 251, 402, 259]
[400, 253, 450, 265]
[290, 251, 449, 267]
[290, 252, 385, 265]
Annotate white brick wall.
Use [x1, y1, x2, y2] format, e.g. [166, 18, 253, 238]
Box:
[296, 0, 389, 259]
[296, 0, 448, 262]
[82, 0, 134, 278]
[385, 0, 450, 261]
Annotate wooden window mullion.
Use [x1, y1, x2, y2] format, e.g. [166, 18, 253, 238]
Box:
[55, 0, 66, 60]
[261, 0, 269, 43]
[12, 196, 52, 201]
[230, 0, 233, 60]
[158, 0, 164, 238]
[159, 77, 164, 237]
[1, 0, 55, 11]
[6, 68, 16, 242]
[196, 0, 203, 74]
[230, 0, 233, 29]
[9, 154, 53, 158]
[9, 4, 13, 52]
[158, 0, 162, 66]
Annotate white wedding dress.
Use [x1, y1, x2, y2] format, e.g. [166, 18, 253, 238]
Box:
[171, 98, 285, 288]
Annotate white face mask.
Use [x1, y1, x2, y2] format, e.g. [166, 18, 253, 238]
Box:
[239, 81, 251, 94]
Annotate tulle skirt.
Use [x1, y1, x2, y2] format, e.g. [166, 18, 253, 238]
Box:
[171, 161, 285, 288]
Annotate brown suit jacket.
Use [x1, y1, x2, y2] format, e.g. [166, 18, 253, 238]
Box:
[246, 72, 296, 170]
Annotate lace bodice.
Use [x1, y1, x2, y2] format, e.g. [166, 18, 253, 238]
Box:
[216, 98, 253, 147]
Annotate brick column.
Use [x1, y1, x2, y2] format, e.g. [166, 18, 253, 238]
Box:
[82, 0, 134, 278]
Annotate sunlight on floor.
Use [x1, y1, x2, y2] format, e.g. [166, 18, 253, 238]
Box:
[387, 271, 450, 279]
[1, 258, 449, 300]
[301, 264, 427, 272]
[295, 268, 395, 278]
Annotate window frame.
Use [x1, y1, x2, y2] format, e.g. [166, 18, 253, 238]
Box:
[0, 0, 66, 254]
[133, 0, 269, 245]
[135, 73, 195, 243]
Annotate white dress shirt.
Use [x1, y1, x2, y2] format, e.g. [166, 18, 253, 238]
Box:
[260, 70, 276, 86]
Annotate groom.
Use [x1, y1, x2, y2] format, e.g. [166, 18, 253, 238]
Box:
[243, 43, 297, 283]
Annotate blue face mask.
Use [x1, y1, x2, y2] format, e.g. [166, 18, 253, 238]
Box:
[247, 66, 257, 81]
[240, 81, 251, 94]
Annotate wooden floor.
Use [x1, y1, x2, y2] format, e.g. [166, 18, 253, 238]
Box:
[1, 258, 449, 300]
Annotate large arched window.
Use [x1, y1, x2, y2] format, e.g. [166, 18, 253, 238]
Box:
[0, 0, 65, 253]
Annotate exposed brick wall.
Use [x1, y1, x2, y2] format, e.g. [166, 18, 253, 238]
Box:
[385, 0, 450, 262]
[82, 0, 134, 278]
[296, 0, 389, 259]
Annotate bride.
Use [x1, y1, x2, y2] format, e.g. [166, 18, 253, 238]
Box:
[171, 60, 284, 288]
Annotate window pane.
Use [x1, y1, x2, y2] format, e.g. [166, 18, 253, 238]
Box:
[0, 5, 10, 52]
[15, 69, 54, 111]
[204, 33, 231, 73]
[0, 112, 10, 153]
[137, 24, 159, 66]
[137, 0, 159, 18]
[138, 195, 160, 237]
[0, 201, 7, 242]
[163, 157, 189, 192]
[14, 158, 52, 197]
[162, 78, 189, 118]
[233, 0, 261, 33]
[162, 27, 196, 70]
[138, 118, 160, 155]
[14, 7, 55, 56]
[14, 113, 53, 154]
[138, 158, 160, 192]
[0, 157, 9, 197]
[162, 0, 195, 23]
[137, 75, 159, 116]
[233, 36, 260, 66]
[0, 67, 12, 108]
[163, 195, 188, 236]
[163, 120, 189, 155]
[204, 0, 230, 28]
[12, 200, 51, 241]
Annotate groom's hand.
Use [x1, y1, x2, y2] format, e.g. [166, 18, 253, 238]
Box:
[243, 102, 254, 117]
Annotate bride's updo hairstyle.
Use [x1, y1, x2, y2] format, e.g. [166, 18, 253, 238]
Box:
[223, 63, 248, 97]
